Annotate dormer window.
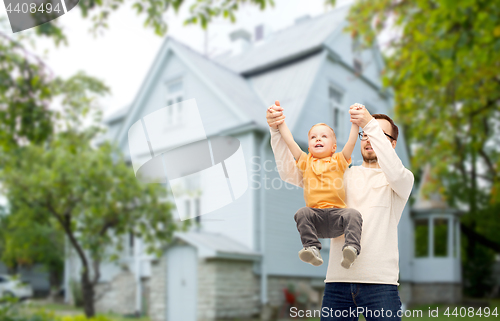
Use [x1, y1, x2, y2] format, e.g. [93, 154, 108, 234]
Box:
[352, 37, 363, 74]
[165, 79, 183, 125]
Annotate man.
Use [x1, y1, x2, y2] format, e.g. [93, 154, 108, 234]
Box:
[266, 101, 414, 321]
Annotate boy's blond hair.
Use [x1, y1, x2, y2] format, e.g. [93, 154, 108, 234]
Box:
[308, 123, 336, 140]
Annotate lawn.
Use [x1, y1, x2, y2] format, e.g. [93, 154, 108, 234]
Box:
[19, 299, 500, 321]
[19, 300, 150, 321]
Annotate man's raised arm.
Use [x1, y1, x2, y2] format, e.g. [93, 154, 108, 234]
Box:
[350, 106, 414, 200]
[267, 101, 304, 188]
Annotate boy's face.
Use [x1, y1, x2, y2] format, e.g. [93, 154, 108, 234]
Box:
[308, 125, 337, 158]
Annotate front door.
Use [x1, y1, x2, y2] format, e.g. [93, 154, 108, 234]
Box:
[166, 245, 197, 321]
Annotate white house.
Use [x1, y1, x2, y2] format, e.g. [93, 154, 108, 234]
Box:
[65, 5, 460, 320]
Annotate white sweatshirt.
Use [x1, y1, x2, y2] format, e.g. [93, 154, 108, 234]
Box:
[270, 118, 414, 285]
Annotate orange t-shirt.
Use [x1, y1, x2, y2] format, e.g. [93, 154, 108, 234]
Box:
[296, 151, 351, 209]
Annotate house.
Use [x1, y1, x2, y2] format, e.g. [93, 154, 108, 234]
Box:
[64, 4, 443, 320]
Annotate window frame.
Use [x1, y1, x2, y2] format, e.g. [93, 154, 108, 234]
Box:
[165, 78, 184, 126]
[328, 84, 345, 142]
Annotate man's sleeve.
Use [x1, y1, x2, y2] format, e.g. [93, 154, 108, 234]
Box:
[363, 119, 414, 200]
[270, 128, 304, 188]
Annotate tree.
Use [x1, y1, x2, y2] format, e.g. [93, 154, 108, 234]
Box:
[0, 127, 184, 316]
[347, 0, 500, 295]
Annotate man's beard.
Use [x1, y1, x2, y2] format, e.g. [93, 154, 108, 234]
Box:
[361, 150, 378, 164]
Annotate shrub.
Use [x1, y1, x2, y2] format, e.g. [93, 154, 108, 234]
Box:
[56, 315, 113, 321]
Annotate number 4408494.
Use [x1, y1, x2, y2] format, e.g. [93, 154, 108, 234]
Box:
[444, 307, 498, 317]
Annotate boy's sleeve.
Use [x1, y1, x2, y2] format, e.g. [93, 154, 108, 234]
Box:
[334, 152, 351, 172]
[296, 151, 308, 172]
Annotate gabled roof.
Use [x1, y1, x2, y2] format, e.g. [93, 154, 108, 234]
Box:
[112, 4, 364, 148]
[169, 38, 269, 129]
[214, 5, 350, 75]
[173, 231, 261, 261]
[104, 104, 130, 124]
[114, 37, 268, 150]
[249, 52, 325, 132]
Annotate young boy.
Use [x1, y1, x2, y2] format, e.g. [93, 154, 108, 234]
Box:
[271, 101, 363, 269]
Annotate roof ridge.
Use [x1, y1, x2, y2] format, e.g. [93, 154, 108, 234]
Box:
[168, 36, 247, 77]
[260, 4, 349, 39]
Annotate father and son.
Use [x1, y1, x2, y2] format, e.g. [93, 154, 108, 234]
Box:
[266, 100, 414, 320]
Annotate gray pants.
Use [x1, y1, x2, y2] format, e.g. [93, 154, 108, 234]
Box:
[294, 207, 363, 254]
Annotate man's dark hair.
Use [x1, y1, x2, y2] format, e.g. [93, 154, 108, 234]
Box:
[372, 114, 399, 141]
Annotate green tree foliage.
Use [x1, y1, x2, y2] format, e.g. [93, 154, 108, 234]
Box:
[0, 128, 182, 316]
[0, 40, 183, 315]
[0, 214, 65, 296]
[347, 0, 500, 295]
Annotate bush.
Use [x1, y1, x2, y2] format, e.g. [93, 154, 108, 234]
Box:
[56, 315, 113, 321]
[0, 299, 57, 321]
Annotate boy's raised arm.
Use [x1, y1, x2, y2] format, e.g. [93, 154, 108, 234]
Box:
[278, 120, 303, 160]
[342, 122, 359, 162]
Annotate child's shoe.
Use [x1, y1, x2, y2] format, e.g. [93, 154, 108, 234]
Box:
[298, 246, 323, 266]
[341, 246, 358, 269]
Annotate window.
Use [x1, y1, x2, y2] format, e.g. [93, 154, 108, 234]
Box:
[329, 86, 344, 141]
[165, 79, 183, 126]
[184, 197, 201, 223]
[415, 218, 429, 257]
[433, 218, 448, 257]
[352, 37, 363, 74]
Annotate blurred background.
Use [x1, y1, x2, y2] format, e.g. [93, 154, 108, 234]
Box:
[0, 0, 499, 320]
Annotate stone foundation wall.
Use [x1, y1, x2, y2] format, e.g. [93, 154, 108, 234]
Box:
[94, 270, 136, 315]
[198, 259, 260, 321]
[149, 258, 167, 321]
[410, 283, 462, 306]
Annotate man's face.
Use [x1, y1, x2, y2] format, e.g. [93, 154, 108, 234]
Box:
[308, 125, 337, 158]
[360, 119, 397, 163]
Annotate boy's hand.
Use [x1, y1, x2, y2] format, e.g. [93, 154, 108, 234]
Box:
[349, 103, 373, 128]
[267, 100, 285, 129]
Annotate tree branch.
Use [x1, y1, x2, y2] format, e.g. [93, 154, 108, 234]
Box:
[461, 223, 500, 253]
[45, 198, 90, 274]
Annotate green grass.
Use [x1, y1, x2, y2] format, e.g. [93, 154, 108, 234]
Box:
[21, 300, 150, 321]
[24, 299, 500, 321]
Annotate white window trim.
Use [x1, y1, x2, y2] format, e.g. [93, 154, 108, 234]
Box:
[329, 85, 345, 142]
[165, 78, 184, 126]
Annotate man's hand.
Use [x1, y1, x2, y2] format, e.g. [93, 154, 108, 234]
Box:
[267, 100, 285, 129]
[349, 103, 373, 128]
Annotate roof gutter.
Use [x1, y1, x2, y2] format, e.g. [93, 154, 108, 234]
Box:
[241, 47, 323, 77]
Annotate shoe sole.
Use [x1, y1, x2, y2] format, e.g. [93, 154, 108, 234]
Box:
[341, 247, 356, 269]
[299, 249, 323, 266]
